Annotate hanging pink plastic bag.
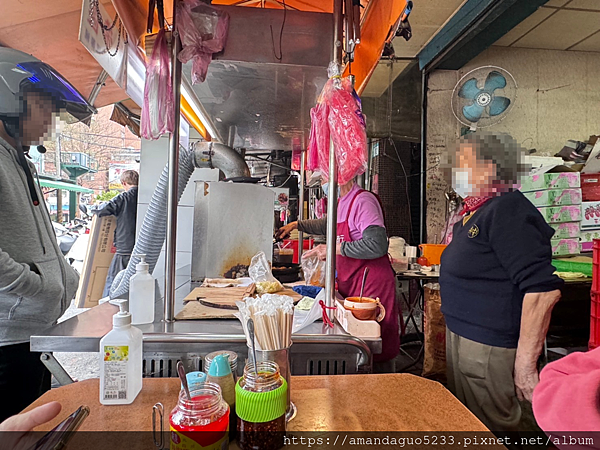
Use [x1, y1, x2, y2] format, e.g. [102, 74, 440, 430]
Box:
[307, 63, 367, 185]
[177, 0, 229, 84]
[141, 28, 174, 140]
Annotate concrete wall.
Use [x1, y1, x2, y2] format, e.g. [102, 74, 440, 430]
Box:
[425, 45, 600, 241]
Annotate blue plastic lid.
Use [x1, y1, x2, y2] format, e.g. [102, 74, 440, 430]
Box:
[184, 371, 207, 392]
[207, 354, 231, 377]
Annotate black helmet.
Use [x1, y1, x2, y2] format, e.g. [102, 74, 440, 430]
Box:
[0, 47, 96, 124]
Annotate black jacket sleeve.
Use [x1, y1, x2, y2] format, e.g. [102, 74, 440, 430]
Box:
[489, 192, 563, 294]
[96, 193, 125, 218]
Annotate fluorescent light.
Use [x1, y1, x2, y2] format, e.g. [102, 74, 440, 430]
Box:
[180, 79, 222, 142]
[126, 42, 145, 108]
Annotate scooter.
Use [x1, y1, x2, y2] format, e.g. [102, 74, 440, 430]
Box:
[52, 221, 79, 256]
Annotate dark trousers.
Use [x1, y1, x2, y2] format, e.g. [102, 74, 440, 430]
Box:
[0, 342, 51, 422]
[102, 253, 131, 298]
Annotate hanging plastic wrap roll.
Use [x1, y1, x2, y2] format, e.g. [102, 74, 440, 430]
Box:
[307, 62, 368, 185]
[176, 0, 230, 84]
[141, 28, 174, 140]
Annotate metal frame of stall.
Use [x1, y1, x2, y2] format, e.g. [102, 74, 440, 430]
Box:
[163, 0, 344, 325]
[32, 0, 383, 386]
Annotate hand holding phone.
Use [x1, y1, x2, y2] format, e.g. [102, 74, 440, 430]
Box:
[30, 406, 89, 450]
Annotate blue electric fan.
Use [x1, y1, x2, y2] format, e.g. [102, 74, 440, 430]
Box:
[451, 66, 517, 129]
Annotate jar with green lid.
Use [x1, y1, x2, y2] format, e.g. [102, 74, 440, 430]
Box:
[236, 361, 287, 450]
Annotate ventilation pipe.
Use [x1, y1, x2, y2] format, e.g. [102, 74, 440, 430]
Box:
[193, 141, 250, 179]
[110, 142, 250, 298]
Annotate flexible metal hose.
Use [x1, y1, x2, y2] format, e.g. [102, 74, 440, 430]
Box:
[109, 145, 196, 298]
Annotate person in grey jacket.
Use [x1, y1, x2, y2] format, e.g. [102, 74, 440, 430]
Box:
[0, 48, 94, 421]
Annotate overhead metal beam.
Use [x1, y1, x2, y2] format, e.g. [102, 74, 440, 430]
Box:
[418, 0, 549, 72]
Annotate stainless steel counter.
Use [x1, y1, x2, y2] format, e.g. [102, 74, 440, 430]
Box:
[31, 301, 381, 354]
[31, 275, 381, 381]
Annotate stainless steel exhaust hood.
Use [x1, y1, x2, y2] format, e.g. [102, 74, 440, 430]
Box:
[183, 6, 333, 152]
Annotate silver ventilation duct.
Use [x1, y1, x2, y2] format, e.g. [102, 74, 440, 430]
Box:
[193, 141, 250, 179]
[110, 142, 250, 298]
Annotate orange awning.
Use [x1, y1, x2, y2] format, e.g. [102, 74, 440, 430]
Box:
[0, 1, 128, 109]
[344, 0, 408, 96]
[0, 0, 397, 111]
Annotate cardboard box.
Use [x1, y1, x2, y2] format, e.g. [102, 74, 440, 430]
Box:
[538, 205, 582, 223]
[520, 172, 580, 192]
[551, 238, 580, 256]
[523, 188, 582, 207]
[550, 222, 581, 239]
[581, 173, 600, 201]
[582, 201, 600, 230]
[75, 215, 116, 308]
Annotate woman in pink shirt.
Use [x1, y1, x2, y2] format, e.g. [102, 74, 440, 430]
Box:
[532, 347, 600, 445]
[278, 180, 400, 363]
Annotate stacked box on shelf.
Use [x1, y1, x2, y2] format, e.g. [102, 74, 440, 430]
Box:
[521, 172, 582, 256]
[582, 200, 600, 252]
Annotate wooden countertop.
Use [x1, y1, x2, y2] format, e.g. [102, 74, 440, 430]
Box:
[26, 375, 489, 433]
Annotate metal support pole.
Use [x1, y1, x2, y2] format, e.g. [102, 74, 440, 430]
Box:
[41, 353, 74, 386]
[419, 71, 428, 245]
[325, 139, 338, 320]
[324, 0, 344, 321]
[56, 135, 63, 223]
[88, 70, 109, 107]
[165, 0, 182, 323]
[298, 150, 306, 263]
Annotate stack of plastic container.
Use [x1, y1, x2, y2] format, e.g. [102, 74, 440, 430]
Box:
[521, 172, 582, 256]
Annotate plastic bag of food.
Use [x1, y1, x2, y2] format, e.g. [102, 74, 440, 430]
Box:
[141, 28, 174, 140]
[177, 0, 230, 84]
[301, 254, 325, 287]
[249, 252, 283, 295]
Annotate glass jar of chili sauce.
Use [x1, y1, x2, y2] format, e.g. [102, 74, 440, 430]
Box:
[236, 361, 287, 450]
[170, 382, 230, 450]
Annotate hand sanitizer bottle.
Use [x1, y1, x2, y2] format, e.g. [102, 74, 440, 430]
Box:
[99, 300, 143, 405]
[129, 254, 155, 325]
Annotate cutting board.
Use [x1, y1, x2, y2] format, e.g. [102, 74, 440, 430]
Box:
[176, 287, 303, 320]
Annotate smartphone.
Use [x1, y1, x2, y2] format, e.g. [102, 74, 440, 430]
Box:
[30, 406, 90, 450]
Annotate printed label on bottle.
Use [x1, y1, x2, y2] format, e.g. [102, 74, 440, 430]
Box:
[170, 428, 228, 450]
[102, 345, 129, 401]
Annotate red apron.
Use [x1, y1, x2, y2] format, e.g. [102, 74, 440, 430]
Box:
[337, 189, 400, 362]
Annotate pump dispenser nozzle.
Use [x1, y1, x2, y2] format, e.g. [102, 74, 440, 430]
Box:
[113, 299, 132, 327]
[133, 254, 149, 273]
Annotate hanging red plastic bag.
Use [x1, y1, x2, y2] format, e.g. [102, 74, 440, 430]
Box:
[328, 78, 368, 185]
[141, 28, 174, 140]
[307, 62, 367, 185]
[177, 0, 230, 84]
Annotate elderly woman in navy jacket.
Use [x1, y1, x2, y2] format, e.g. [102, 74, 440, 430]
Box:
[439, 132, 563, 432]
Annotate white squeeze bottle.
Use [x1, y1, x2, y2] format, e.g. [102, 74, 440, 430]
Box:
[129, 254, 155, 325]
[99, 300, 142, 405]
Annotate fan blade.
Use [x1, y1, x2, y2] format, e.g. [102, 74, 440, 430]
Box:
[484, 71, 507, 92]
[458, 78, 481, 100]
[488, 96, 511, 116]
[463, 103, 485, 122]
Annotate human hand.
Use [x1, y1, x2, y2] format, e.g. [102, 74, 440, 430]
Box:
[514, 359, 539, 402]
[307, 244, 328, 261]
[0, 402, 62, 450]
[276, 222, 297, 240]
